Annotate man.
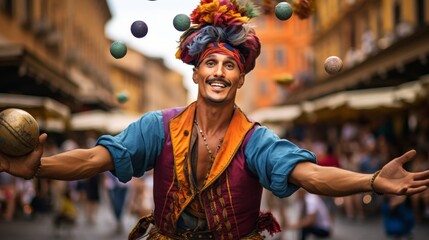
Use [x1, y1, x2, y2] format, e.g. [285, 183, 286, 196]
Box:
[1, 1, 429, 239]
[286, 188, 332, 240]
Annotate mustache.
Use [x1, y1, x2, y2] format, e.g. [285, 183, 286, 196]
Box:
[206, 77, 232, 87]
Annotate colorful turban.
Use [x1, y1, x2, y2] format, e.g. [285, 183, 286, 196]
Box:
[176, 0, 261, 74]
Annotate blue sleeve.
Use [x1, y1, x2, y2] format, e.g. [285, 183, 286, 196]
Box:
[96, 111, 165, 183]
[245, 126, 316, 198]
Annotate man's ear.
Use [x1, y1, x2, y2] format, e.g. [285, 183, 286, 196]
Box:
[237, 73, 245, 89]
[192, 67, 198, 84]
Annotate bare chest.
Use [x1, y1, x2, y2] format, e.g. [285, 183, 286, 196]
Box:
[194, 134, 223, 189]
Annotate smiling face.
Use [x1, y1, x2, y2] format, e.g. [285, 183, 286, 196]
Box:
[193, 53, 245, 105]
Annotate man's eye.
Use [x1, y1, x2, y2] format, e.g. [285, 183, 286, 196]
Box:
[225, 63, 234, 69]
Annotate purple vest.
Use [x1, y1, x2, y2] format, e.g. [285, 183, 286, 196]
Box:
[153, 104, 262, 239]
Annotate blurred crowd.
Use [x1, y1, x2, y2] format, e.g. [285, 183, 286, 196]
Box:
[1, 107, 428, 240]
[0, 130, 155, 237]
[265, 106, 429, 239]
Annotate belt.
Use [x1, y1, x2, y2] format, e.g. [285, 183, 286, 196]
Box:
[147, 225, 265, 240]
[174, 228, 215, 240]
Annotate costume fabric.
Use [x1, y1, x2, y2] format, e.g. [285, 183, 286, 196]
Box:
[97, 104, 315, 197]
[152, 103, 263, 239]
[97, 102, 316, 238]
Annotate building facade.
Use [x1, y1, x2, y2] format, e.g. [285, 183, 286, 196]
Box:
[0, 0, 114, 131]
[249, 0, 429, 126]
[236, 0, 314, 113]
[0, 0, 188, 133]
[286, 0, 429, 106]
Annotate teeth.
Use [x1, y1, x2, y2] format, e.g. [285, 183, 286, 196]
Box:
[210, 82, 225, 88]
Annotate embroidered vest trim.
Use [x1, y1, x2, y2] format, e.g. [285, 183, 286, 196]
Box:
[154, 102, 261, 239]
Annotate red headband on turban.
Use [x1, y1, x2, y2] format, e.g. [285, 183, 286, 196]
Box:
[197, 42, 244, 73]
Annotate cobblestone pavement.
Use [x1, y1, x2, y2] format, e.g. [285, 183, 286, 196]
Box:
[2, 197, 429, 240]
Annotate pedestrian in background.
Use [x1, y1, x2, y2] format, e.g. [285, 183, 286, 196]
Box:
[381, 195, 415, 240]
[410, 149, 429, 223]
[53, 188, 78, 237]
[0, 172, 16, 221]
[105, 172, 129, 234]
[285, 188, 332, 240]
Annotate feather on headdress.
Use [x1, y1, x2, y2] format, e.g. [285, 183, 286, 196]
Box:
[190, 0, 259, 27]
[176, 0, 261, 74]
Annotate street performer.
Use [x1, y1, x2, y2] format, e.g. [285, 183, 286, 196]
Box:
[1, 1, 429, 239]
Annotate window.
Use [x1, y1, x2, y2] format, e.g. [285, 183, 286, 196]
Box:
[415, 0, 425, 26]
[0, 0, 13, 17]
[350, 19, 356, 48]
[21, 0, 33, 28]
[275, 46, 286, 67]
[394, 0, 401, 25]
[259, 79, 268, 96]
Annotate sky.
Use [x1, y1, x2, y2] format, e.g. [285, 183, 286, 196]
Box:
[105, 0, 200, 102]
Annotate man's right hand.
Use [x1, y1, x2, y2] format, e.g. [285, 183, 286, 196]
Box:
[0, 133, 47, 179]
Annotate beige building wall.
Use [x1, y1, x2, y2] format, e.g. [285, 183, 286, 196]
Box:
[110, 45, 188, 115]
[143, 56, 188, 111]
[0, 0, 114, 111]
[109, 47, 146, 115]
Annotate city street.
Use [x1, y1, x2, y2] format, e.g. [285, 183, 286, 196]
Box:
[1, 197, 429, 240]
[0, 197, 138, 240]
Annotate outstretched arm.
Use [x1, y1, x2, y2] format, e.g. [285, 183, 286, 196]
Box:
[290, 150, 429, 196]
[0, 133, 114, 180]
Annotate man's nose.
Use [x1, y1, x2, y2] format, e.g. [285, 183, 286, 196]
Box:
[213, 64, 225, 77]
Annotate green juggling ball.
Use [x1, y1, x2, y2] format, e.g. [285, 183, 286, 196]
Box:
[275, 2, 293, 21]
[110, 41, 127, 59]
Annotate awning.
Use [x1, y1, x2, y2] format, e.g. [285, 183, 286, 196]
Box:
[70, 110, 140, 134]
[0, 44, 116, 111]
[0, 44, 80, 98]
[250, 78, 428, 124]
[0, 94, 71, 132]
[307, 79, 427, 113]
[249, 104, 302, 124]
[307, 87, 401, 112]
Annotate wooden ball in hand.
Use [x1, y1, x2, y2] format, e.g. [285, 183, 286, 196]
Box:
[0, 108, 39, 156]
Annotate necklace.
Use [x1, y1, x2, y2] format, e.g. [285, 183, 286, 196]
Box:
[194, 120, 223, 187]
